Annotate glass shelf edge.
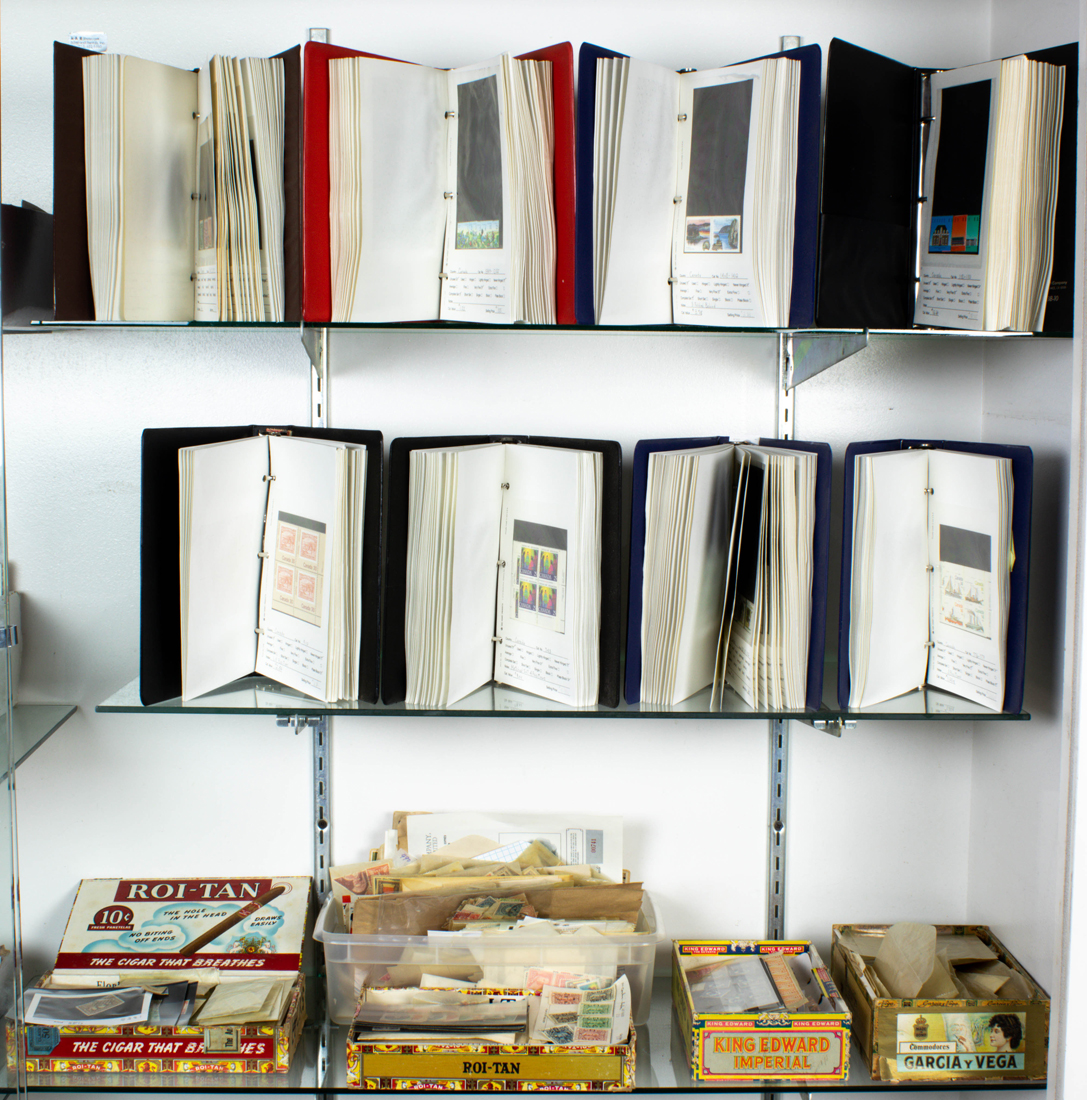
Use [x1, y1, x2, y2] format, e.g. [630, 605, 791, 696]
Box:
[94, 677, 1030, 722]
[4, 320, 1071, 339]
[4, 703, 78, 777]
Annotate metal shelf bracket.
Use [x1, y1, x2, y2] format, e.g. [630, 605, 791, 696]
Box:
[809, 717, 857, 738]
[785, 331, 868, 391]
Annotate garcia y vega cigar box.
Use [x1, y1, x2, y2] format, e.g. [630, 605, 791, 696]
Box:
[831, 923, 1049, 1083]
[672, 940, 850, 1084]
[8, 875, 311, 1075]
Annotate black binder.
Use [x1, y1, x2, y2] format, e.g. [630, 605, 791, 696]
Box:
[383, 434, 622, 707]
[140, 425, 383, 706]
[816, 38, 1077, 332]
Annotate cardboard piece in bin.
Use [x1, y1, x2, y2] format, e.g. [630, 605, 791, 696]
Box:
[352, 881, 644, 936]
[831, 923, 1049, 1082]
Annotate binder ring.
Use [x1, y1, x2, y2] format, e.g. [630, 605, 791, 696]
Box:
[677, 113, 688, 121]
[923, 487, 934, 494]
[255, 627, 265, 636]
[501, 482, 510, 489]
[673, 195, 683, 204]
[445, 110, 456, 118]
[438, 272, 448, 280]
[924, 641, 936, 649]
[497, 560, 506, 568]
[444, 191, 454, 199]
[263, 474, 277, 482]
[925, 564, 934, 572]
[667, 277, 678, 284]
[257, 551, 269, 559]
[491, 636, 503, 644]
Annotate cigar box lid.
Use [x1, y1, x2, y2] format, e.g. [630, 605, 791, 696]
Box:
[53, 877, 311, 977]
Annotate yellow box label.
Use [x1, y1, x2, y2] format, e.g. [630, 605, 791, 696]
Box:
[360, 1052, 623, 1082]
[698, 1028, 847, 1079]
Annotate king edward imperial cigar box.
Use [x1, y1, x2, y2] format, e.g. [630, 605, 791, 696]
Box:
[672, 940, 851, 1084]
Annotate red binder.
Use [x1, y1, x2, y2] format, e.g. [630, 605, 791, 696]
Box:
[301, 41, 575, 324]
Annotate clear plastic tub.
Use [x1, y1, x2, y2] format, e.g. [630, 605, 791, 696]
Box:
[313, 892, 664, 1025]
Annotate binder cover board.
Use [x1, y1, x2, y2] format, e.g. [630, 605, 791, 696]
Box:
[53, 43, 303, 322]
[817, 39, 1077, 332]
[301, 41, 576, 324]
[624, 436, 728, 704]
[573, 42, 821, 328]
[383, 435, 622, 707]
[140, 425, 383, 705]
[837, 439, 1032, 713]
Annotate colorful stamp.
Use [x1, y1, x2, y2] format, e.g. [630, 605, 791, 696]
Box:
[275, 565, 295, 596]
[518, 581, 537, 612]
[300, 531, 319, 562]
[711, 215, 740, 252]
[551, 991, 581, 1006]
[297, 571, 317, 604]
[539, 550, 557, 582]
[585, 988, 615, 1003]
[538, 586, 557, 617]
[519, 546, 538, 578]
[278, 525, 298, 554]
[574, 1028, 610, 1042]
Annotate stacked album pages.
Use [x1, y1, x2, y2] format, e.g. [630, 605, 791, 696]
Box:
[630, 439, 824, 709]
[585, 48, 814, 327]
[403, 442, 602, 707]
[327, 52, 557, 324]
[917, 54, 1065, 330]
[180, 433, 366, 702]
[81, 50, 289, 321]
[846, 446, 1015, 710]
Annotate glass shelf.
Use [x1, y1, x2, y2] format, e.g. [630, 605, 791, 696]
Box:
[3, 320, 1068, 339]
[15, 984, 1045, 1094]
[4, 704, 77, 777]
[96, 675, 1028, 723]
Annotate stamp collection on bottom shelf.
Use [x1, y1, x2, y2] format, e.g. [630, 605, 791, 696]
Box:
[4, 818, 1051, 1092]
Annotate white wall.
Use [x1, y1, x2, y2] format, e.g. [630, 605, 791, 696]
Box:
[1, 1, 1080, 1097]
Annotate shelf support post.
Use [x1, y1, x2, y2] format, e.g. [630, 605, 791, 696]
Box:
[301, 326, 328, 428]
[767, 718, 788, 940]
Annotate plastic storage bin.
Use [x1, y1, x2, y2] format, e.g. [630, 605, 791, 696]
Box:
[314, 892, 664, 1025]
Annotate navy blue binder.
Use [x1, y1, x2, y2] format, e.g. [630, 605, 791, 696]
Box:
[837, 440, 1032, 713]
[574, 42, 821, 328]
[624, 437, 728, 703]
[625, 436, 830, 710]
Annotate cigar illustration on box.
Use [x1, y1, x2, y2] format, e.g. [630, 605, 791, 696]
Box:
[52, 878, 311, 975]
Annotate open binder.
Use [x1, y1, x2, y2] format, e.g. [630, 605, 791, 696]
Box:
[53, 42, 303, 323]
[838, 439, 1032, 713]
[140, 425, 383, 706]
[816, 38, 1077, 332]
[383, 434, 621, 708]
[625, 436, 830, 709]
[301, 40, 576, 325]
[574, 41, 821, 327]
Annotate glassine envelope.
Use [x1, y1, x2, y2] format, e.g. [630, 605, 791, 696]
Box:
[405, 813, 623, 884]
